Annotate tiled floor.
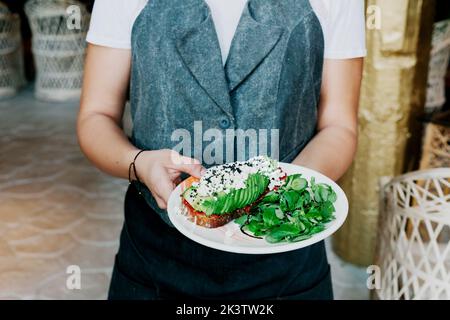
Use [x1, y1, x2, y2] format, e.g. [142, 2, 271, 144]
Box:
[0, 87, 369, 300]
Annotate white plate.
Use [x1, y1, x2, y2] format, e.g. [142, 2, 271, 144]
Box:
[168, 163, 348, 254]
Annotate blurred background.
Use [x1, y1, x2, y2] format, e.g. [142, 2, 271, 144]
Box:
[0, 0, 449, 300]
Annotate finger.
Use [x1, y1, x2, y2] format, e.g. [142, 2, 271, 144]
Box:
[154, 195, 167, 210]
[156, 175, 176, 207]
[165, 169, 183, 187]
[167, 170, 188, 186]
[174, 176, 182, 185]
[167, 169, 181, 180]
[168, 150, 200, 166]
[167, 151, 206, 177]
[171, 157, 205, 178]
[177, 162, 204, 178]
[149, 188, 167, 209]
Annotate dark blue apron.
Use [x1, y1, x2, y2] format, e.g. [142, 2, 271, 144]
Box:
[109, 0, 332, 299]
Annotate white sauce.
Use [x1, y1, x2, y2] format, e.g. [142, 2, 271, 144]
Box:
[195, 156, 284, 197]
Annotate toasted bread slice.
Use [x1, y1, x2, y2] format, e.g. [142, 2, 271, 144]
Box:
[180, 176, 260, 228]
[182, 199, 248, 228]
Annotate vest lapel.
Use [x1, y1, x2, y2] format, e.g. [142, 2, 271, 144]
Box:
[224, 2, 285, 92]
[175, 7, 233, 118]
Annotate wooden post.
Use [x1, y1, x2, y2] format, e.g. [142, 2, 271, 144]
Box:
[332, 0, 436, 266]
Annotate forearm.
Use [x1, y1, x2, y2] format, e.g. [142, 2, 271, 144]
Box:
[77, 45, 139, 180]
[77, 112, 139, 180]
[292, 126, 357, 181]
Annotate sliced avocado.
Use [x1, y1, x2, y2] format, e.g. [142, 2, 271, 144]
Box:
[182, 173, 270, 215]
[234, 188, 245, 209]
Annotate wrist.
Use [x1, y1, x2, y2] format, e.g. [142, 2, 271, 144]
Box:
[128, 149, 151, 183]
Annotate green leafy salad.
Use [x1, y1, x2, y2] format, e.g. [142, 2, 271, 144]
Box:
[234, 174, 337, 244]
[181, 156, 337, 243]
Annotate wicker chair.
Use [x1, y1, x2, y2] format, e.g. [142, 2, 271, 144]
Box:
[25, 0, 90, 101]
[375, 169, 450, 300]
[0, 2, 25, 98]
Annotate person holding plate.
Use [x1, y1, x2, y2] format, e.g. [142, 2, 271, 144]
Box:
[77, 0, 366, 299]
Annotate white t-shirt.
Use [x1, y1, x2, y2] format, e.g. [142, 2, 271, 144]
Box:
[87, 0, 367, 63]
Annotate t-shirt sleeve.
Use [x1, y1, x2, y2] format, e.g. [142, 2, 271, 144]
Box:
[86, 0, 147, 49]
[321, 0, 367, 59]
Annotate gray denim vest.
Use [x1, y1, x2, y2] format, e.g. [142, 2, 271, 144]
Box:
[130, 0, 324, 225]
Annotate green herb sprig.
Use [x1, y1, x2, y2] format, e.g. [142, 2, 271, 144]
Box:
[235, 175, 337, 243]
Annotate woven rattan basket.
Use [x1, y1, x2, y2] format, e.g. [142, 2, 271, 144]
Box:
[420, 111, 450, 170]
[0, 3, 25, 99]
[420, 123, 450, 170]
[25, 0, 90, 101]
[375, 169, 450, 300]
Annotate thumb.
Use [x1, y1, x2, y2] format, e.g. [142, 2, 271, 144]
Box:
[169, 152, 205, 178]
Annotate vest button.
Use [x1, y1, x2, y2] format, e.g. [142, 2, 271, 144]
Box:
[219, 117, 231, 129]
